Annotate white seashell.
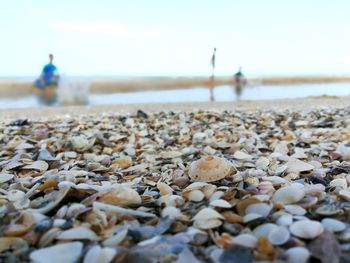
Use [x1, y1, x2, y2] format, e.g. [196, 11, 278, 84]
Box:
[57, 226, 100, 241]
[285, 158, 314, 173]
[285, 247, 310, 263]
[232, 234, 257, 248]
[202, 184, 217, 199]
[161, 206, 181, 218]
[262, 176, 287, 185]
[256, 157, 270, 170]
[30, 242, 83, 263]
[253, 223, 278, 238]
[268, 226, 290, 245]
[66, 204, 87, 218]
[160, 151, 182, 159]
[233, 151, 252, 160]
[23, 161, 48, 172]
[16, 142, 34, 150]
[303, 184, 326, 195]
[245, 203, 272, 217]
[99, 186, 141, 207]
[193, 218, 222, 229]
[272, 186, 305, 204]
[192, 132, 208, 143]
[83, 245, 116, 263]
[209, 191, 225, 202]
[284, 205, 306, 216]
[209, 199, 232, 208]
[193, 208, 224, 221]
[7, 190, 26, 202]
[0, 173, 14, 184]
[321, 218, 346, 232]
[184, 182, 208, 190]
[329, 178, 347, 189]
[187, 190, 205, 202]
[290, 220, 324, 239]
[157, 182, 173, 196]
[157, 195, 184, 207]
[336, 144, 350, 160]
[339, 189, 350, 201]
[103, 229, 128, 247]
[276, 214, 293, 226]
[243, 213, 263, 223]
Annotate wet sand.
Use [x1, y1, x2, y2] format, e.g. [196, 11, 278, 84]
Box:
[0, 96, 348, 121]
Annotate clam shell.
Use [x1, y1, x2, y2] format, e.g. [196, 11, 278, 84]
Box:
[99, 186, 141, 207]
[0, 173, 14, 184]
[157, 182, 173, 196]
[209, 199, 232, 208]
[286, 158, 314, 173]
[187, 190, 205, 202]
[0, 237, 28, 256]
[339, 189, 350, 201]
[57, 226, 99, 241]
[193, 208, 224, 221]
[289, 220, 324, 239]
[83, 245, 116, 263]
[285, 247, 310, 263]
[30, 242, 83, 263]
[232, 234, 257, 248]
[245, 203, 272, 217]
[22, 160, 49, 172]
[193, 219, 222, 229]
[272, 186, 305, 204]
[189, 156, 232, 182]
[321, 218, 346, 232]
[268, 226, 290, 245]
[161, 206, 181, 218]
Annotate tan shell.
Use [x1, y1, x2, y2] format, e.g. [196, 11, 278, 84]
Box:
[189, 156, 232, 182]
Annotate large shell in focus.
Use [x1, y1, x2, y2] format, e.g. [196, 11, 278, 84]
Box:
[189, 156, 232, 182]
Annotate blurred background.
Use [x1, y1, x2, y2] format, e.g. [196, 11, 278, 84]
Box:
[1, 0, 350, 108]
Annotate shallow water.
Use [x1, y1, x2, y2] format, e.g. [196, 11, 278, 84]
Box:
[1, 83, 350, 109]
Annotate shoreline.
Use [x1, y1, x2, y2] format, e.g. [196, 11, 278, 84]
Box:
[1, 96, 349, 121]
[1, 75, 350, 98]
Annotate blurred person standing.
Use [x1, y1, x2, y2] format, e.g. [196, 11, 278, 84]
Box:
[233, 67, 246, 100]
[209, 47, 216, 101]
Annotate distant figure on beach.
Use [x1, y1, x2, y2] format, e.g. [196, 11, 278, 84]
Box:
[34, 54, 59, 105]
[35, 54, 59, 90]
[233, 67, 247, 100]
[209, 47, 216, 101]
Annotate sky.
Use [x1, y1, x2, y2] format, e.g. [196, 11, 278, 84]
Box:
[0, 0, 350, 77]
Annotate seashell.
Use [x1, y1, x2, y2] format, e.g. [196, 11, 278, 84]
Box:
[243, 213, 263, 223]
[267, 226, 290, 245]
[276, 214, 293, 226]
[209, 191, 225, 202]
[284, 205, 306, 216]
[193, 207, 224, 221]
[4, 212, 35, 237]
[22, 160, 49, 172]
[233, 150, 252, 160]
[99, 186, 141, 207]
[232, 233, 257, 248]
[57, 226, 99, 241]
[184, 182, 208, 191]
[330, 178, 347, 189]
[339, 189, 350, 201]
[336, 144, 350, 160]
[245, 203, 272, 217]
[66, 203, 87, 218]
[284, 247, 310, 263]
[189, 156, 232, 182]
[187, 190, 205, 202]
[157, 194, 184, 207]
[161, 206, 181, 218]
[16, 142, 35, 150]
[193, 218, 222, 229]
[38, 228, 62, 247]
[289, 220, 324, 239]
[83, 245, 116, 263]
[102, 229, 128, 247]
[321, 218, 346, 232]
[262, 176, 287, 185]
[30, 242, 83, 263]
[253, 223, 278, 238]
[256, 157, 270, 170]
[0, 237, 29, 257]
[64, 151, 78, 159]
[93, 201, 156, 218]
[236, 197, 261, 216]
[285, 158, 314, 173]
[157, 182, 173, 196]
[0, 173, 14, 184]
[202, 184, 217, 199]
[315, 204, 342, 216]
[186, 227, 208, 245]
[272, 186, 305, 204]
[113, 156, 132, 169]
[303, 184, 325, 195]
[70, 136, 95, 152]
[160, 151, 182, 159]
[210, 199, 232, 208]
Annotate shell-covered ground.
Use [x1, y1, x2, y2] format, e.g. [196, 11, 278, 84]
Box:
[0, 107, 350, 263]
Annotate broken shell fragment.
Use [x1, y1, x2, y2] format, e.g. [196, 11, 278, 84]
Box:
[189, 156, 232, 182]
[30, 242, 83, 263]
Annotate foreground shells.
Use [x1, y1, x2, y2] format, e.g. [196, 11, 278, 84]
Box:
[1, 107, 350, 262]
[189, 156, 232, 182]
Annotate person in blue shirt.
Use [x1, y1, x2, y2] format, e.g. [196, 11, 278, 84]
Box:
[35, 54, 59, 90]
